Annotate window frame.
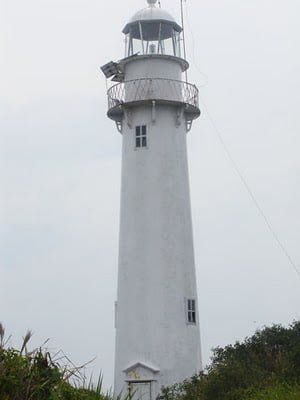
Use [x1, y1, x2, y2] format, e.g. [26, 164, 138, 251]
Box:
[135, 125, 147, 149]
[186, 298, 197, 325]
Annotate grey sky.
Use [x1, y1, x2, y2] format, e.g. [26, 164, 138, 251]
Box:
[1, 0, 300, 390]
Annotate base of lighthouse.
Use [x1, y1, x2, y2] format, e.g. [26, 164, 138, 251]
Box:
[114, 104, 202, 399]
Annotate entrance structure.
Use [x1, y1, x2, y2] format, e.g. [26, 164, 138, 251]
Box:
[102, 1, 202, 398]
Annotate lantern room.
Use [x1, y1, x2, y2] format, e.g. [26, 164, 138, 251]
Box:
[123, 0, 183, 58]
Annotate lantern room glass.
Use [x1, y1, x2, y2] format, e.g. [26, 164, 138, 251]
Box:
[125, 21, 182, 58]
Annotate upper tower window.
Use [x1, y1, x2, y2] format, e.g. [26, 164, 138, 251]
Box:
[136, 125, 147, 148]
[123, 2, 183, 58]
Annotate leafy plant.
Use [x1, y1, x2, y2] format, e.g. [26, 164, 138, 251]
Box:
[0, 323, 111, 400]
[159, 322, 300, 400]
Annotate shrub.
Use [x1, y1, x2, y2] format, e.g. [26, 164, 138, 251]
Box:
[159, 322, 300, 400]
[0, 323, 110, 400]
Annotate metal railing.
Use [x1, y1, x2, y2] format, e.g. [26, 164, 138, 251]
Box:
[107, 78, 199, 111]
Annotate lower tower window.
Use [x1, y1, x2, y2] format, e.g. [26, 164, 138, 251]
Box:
[136, 125, 147, 148]
[187, 299, 196, 325]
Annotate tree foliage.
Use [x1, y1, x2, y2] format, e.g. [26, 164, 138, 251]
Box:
[159, 322, 300, 400]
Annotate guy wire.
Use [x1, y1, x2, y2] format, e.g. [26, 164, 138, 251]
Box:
[183, 0, 300, 281]
[202, 100, 300, 281]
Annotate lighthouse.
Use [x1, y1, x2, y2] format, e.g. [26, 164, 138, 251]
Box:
[101, 0, 202, 398]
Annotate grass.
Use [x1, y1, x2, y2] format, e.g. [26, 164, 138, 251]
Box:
[0, 323, 117, 400]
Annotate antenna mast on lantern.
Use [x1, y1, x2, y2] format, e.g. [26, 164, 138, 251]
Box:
[180, 0, 188, 81]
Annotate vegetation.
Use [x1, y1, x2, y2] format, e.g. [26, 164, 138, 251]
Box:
[159, 321, 300, 400]
[0, 323, 115, 400]
[1, 322, 299, 399]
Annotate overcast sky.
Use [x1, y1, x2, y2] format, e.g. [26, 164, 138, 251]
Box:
[1, 0, 300, 390]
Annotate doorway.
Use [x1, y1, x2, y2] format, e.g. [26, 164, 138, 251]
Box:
[127, 379, 154, 400]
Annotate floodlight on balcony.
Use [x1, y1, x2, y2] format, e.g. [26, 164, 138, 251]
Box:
[101, 61, 120, 79]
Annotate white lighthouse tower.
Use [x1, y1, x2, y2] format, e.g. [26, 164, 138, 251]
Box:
[102, 1, 201, 398]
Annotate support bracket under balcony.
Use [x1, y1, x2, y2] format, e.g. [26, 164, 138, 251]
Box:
[115, 120, 123, 133]
[152, 101, 156, 124]
[186, 119, 193, 132]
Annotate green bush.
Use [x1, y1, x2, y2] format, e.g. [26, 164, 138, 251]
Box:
[0, 324, 111, 400]
[159, 322, 300, 400]
[245, 383, 300, 400]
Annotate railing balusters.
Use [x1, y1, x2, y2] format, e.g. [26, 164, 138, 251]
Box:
[107, 78, 199, 111]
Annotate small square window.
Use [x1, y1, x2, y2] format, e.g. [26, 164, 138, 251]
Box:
[187, 299, 196, 325]
[135, 125, 147, 149]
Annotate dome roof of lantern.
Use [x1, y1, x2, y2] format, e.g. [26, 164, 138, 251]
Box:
[123, 1, 182, 35]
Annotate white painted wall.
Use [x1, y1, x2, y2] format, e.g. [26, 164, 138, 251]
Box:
[123, 56, 184, 81]
[114, 57, 201, 399]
